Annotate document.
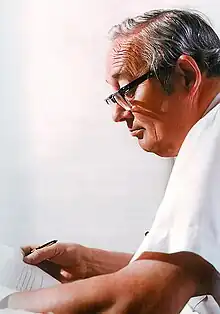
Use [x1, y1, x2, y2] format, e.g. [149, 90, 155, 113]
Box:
[0, 244, 59, 307]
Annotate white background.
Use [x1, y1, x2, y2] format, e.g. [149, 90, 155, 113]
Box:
[0, 0, 218, 252]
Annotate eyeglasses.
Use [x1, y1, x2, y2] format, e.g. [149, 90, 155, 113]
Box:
[105, 71, 155, 111]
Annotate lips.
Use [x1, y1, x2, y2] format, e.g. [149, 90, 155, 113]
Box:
[130, 128, 145, 137]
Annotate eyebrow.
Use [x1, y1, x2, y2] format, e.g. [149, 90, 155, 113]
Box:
[105, 72, 125, 86]
[111, 73, 122, 80]
[106, 71, 134, 85]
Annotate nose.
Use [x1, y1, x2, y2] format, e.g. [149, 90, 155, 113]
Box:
[112, 104, 133, 122]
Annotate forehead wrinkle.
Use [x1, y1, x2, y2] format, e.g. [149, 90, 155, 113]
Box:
[110, 36, 146, 80]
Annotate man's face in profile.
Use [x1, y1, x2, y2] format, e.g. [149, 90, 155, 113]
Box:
[105, 38, 200, 157]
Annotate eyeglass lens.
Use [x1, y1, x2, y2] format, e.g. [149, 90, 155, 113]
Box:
[108, 92, 132, 111]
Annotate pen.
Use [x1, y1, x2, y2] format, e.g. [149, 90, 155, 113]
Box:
[36, 239, 58, 250]
[30, 240, 58, 254]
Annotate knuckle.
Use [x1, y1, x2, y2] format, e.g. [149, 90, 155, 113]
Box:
[53, 246, 60, 256]
[33, 250, 42, 260]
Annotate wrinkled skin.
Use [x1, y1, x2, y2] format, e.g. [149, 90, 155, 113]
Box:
[106, 36, 220, 156]
[8, 258, 198, 314]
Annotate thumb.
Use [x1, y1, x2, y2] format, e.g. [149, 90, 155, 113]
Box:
[24, 244, 60, 265]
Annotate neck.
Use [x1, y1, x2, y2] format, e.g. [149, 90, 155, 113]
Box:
[197, 77, 220, 117]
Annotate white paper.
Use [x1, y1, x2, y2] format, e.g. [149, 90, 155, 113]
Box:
[0, 244, 58, 293]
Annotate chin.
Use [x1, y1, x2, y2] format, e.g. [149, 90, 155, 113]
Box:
[137, 137, 166, 157]
[138, 138, 155, 153]
[138, 139, 178, 157]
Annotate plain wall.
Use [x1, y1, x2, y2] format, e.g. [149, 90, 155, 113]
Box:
[0, 0, 218, 252]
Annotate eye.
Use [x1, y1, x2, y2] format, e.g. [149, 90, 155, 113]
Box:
[124, 86, 137, 100]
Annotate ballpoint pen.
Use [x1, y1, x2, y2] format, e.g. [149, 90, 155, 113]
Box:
[36, 240, 58, 250]
[30, 239, 58, 253]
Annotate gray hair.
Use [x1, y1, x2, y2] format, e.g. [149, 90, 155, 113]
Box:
[109, 9, 220, 93]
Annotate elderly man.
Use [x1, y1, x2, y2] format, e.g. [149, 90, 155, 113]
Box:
[6, 9, 220, 314]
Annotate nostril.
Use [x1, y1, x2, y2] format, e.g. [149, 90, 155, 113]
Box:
[113, 114, 134, 125]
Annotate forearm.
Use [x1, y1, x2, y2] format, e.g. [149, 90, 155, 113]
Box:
[9, 256, 203, 314]
[84, 246, 132, 278]
[9, 274, 114, 313]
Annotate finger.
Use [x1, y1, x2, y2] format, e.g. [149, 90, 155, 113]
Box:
[23, 244, 62, 265]
[21, 245, 38, 257]
[59, 269, 75, 283]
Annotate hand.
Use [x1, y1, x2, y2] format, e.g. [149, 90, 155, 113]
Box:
[22, 243, 90, 283]
[8, 258, 196, 314]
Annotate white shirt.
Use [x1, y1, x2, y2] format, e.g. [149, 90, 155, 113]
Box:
[131, 94, 220, 313]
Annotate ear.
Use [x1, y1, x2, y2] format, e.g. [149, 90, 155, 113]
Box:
[176, 55, 202, 96]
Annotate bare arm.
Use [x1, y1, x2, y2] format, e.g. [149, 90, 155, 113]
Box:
[23, 243, 133, 281]
[10, 251, 215, 314]
[9, 257, 196, 314]
[83, 246, 133, 277]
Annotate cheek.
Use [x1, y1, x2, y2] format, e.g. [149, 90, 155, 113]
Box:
[133, 112, 155, 131]
[135, 86, 152, 104]
[133, 111, 167, 142]
[135, 86, 165, 113]
[158, 98, 170, 113]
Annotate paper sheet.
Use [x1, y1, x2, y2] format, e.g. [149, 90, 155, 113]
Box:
[0, 244, 58, 294]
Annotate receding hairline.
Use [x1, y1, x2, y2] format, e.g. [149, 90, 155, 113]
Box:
[107, 32, 150, 82]
[106, 9, 220, 93]
[108, 8, 214, 41]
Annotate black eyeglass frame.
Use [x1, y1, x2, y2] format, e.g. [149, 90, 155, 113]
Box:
[105, 71, 155, 108]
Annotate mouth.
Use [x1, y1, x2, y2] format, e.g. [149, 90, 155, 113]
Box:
[129, 128, 145, 137]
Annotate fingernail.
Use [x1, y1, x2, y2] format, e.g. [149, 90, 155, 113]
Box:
[23, 255, 30, 262]
[24, 253, 34, 262]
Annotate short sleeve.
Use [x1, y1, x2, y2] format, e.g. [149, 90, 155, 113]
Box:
[130, 105, 220, 313]
[131, 104, 220, 272]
